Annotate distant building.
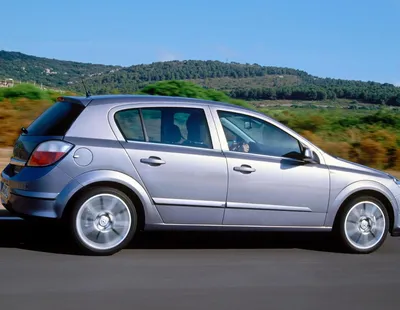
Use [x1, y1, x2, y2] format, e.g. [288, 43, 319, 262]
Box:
[44, 68, 58, 75]
[0, 78, 14, 88]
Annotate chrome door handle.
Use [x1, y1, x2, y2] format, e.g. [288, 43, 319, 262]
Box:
[140, 156, 166, 166]
[233, 165, 256, 173]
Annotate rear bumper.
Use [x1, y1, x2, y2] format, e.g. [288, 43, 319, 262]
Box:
[2, 192, 58, 219]
[1, 163, 73, 219]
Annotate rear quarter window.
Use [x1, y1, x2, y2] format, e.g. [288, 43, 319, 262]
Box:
[114, 109, 145, 141]
[26, 101, 85, 136]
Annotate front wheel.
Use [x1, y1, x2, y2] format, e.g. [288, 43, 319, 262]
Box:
[336, 195, 389, 254]
[70, 187, 137, 256]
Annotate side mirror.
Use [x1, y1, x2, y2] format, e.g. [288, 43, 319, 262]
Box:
[303, 147, 317, 164]
[244, 121, 252, 130]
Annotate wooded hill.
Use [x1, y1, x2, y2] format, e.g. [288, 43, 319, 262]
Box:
[1, 50, 399, 105]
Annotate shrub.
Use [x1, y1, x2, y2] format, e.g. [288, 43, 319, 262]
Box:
[358, 138, 388, 168]
[294, 114, 325, 131]
[0, 83, 49, 100]
[360, 110, 399, 127]
[393, 150, 400, 170]
[138, 80, 254, 109]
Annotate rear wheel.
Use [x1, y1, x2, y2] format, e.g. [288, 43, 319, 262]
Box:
[336, 195, 389, 254]
[70, 187, 137, 256]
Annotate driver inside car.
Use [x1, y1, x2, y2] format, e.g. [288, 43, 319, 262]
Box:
[230, 140, 250, 153]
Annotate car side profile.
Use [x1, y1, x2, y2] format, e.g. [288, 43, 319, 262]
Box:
[1, 94, 400, 255]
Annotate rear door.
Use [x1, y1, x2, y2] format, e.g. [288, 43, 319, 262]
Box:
[110, 103, 228, 225]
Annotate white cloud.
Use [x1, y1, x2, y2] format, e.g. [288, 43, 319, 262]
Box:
[157, 50, 181, 62]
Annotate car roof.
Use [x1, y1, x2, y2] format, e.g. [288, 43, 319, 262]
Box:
[61, 94, 250, 111]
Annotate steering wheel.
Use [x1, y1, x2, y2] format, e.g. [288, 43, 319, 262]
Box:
[230, 140, 249, 152]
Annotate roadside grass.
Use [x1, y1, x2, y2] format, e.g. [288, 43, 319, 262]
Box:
[0, 84, 77, 146]
[261, 106, 400, 172]
[0, 98, 52, 146]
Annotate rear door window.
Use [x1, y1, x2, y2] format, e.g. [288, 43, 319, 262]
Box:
[26, 101, 85, 136]
[114, 107, 213, 149]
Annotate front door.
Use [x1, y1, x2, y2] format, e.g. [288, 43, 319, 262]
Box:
[113, 105, 228, 225]
[211, 108, 331, 228]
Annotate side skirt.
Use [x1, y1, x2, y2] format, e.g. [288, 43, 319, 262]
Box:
[144, 223, 332, 232]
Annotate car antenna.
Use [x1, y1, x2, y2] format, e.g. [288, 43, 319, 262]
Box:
[81, 78, 91, 97]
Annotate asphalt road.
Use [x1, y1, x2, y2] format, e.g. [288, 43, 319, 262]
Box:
[0, 215, 398, 310]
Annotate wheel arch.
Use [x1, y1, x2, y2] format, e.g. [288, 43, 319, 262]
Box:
[55, 170, 164, 228]
[326, 181, 398, 234]
[332, 189, 394, 233]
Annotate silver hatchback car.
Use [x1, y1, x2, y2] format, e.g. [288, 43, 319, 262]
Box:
[1, 94, 400, 255]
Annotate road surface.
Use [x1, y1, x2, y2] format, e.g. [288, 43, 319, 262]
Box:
[0, 215, 398, 310]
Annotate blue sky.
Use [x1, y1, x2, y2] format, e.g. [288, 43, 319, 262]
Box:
[1, 0, 399, 84]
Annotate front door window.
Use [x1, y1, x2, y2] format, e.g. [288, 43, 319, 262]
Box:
[217, 110, 303, 160]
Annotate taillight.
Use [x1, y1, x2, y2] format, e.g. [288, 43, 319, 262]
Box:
[27, 141, 73, 167]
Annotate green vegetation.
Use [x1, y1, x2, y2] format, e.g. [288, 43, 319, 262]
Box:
[0, 83, 48, 100]
[230, 84, 400, 105]
[0, 83, 75, 102]
[0, 50, 119, 88]
[79, 60, 400, 106]
[138, 80, 254, 109]
[1, 51, 400, 106]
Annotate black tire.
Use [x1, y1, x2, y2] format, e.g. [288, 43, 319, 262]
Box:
[335, 195, 389, 254]
[69, 186, 137, 256]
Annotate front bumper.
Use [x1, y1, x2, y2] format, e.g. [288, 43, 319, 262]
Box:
[392, 193, 400, 236]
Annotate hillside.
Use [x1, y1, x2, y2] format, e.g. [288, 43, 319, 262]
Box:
[1, 50, 400, 105]
[0, 50, 121, 89]
[79, 60, 400, 105]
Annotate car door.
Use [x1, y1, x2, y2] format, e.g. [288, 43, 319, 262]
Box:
[111, 103, 228, 225]
[210, 107, 331, 228]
